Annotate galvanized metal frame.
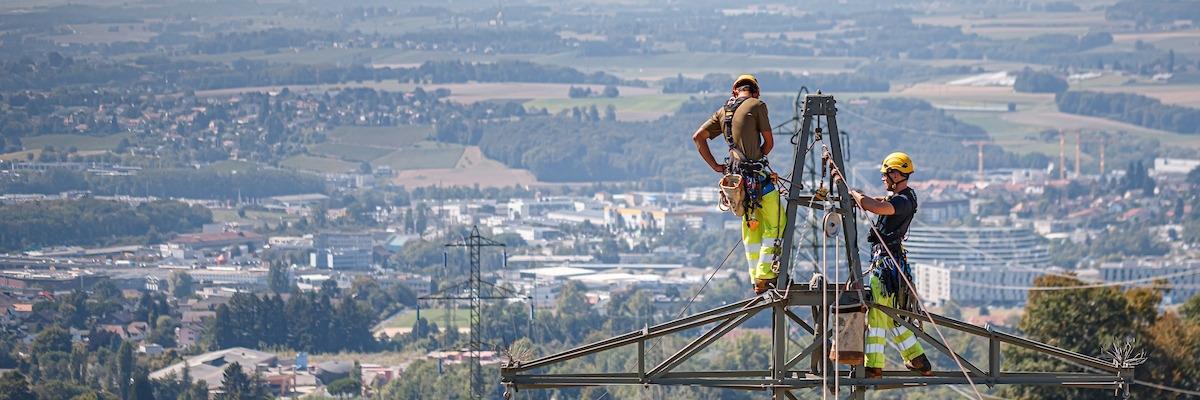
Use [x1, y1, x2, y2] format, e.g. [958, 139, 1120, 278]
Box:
[500, 94, 1133, 399]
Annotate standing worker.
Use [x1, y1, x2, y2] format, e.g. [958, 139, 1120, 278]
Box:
[834, 152, 933, 377]
[691, 74, 784, 295]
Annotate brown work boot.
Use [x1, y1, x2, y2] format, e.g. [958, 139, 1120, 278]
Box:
[906, 354, 934, 377]
[865, 367, 883, 378]
[753, 278, 775, 294]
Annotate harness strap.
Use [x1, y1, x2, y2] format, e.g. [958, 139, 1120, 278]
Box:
[723, 96, 749, 150]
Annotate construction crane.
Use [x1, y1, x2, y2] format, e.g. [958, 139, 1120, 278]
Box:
[499, 93, 1137, 400]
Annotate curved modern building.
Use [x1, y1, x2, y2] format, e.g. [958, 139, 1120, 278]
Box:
[906, 226, 1052, 306]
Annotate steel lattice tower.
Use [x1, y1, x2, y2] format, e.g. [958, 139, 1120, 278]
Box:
[420, 226, 529, 400]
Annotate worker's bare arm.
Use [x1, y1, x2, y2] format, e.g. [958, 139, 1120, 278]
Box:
[851, 191, 895, 215]
[693, 128, 725, 174]
[760, 129, 774, 156]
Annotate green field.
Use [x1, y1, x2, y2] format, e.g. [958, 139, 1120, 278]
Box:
[309, 143, 394, 162]
[202, 160, 263, 173]
[280, 154, 358, 173]
[22, 133, 130, 152]
[384, 307, 471, 329]
[326, 125, 432, 148]
[212, 208, 301, 227]
[371, 141, 465, 170]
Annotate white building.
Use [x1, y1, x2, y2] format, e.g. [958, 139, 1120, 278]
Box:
[1152, 158, 1200, 176]
[907, 226, 1052, 306]
[1098, 259, 1200, 304]
[683, 187, 721, 203]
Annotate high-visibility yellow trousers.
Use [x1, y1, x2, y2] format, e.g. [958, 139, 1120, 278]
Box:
[865, 274, 926, 369]
[741, 189, 784, 281]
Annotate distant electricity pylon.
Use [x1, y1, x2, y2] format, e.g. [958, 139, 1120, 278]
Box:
[419, 226, 530, 400]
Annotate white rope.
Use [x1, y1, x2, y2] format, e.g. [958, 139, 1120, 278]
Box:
[820, 215, 829, 400]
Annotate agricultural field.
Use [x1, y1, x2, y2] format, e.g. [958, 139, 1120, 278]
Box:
[309, 143, 395, 162]
[326, 125, 432, 148]
[21, 133, 130, 152]
[279, 154, 358, 173]
[391, 146, 537, 188]
[371, 141, 465, 171]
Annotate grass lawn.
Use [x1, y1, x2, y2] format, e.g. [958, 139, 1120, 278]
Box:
[371, 141, 465, 170]
[326, 125, 433, 148]
[22, 133, 130, 152]
[309, 143, 394, 162]
[0, 149, 40, 161]
[280, 154, 358, 173]
[383, 307, 472, 329]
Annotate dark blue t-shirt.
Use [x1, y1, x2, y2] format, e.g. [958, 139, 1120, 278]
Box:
[868, 187, 917, 254]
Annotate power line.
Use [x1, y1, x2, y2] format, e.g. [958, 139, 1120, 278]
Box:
[839, 106, 976, 140]
[905, 219, 1200, 291]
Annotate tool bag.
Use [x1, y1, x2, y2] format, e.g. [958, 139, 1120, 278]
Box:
[719, 173, 746, 216]
[829, 303, 867, 365]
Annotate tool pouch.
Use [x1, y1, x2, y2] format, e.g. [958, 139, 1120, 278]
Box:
[719, 174, 746, 216]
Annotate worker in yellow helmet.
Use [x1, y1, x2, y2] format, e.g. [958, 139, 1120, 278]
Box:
[835, 151, 932, 378]
[691, 74, 784, 295]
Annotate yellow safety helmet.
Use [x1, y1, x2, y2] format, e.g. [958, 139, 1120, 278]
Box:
[733, 74, 759, 91]
[880, 152, 915, 174]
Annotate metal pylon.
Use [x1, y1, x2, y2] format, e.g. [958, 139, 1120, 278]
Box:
[420, 226, 529, 400]
[499, 93, 1136, 399]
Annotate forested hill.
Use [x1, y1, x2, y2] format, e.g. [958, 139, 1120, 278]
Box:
[467, 97, 1045, 186]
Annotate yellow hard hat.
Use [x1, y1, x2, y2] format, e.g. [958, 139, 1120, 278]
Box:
[733, 74, 759, 90]
[880, 152, 915, 174]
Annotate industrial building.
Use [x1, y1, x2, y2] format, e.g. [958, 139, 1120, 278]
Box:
[311, 232, 373, 270]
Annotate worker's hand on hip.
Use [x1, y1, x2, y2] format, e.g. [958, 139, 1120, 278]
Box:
[713, 164, 726, 174]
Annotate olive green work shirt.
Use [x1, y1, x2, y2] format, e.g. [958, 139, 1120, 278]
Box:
[699, 97, 771, 161]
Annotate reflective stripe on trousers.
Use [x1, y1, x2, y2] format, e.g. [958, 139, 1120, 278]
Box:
[865, 274, 925, 368]
[741, 189, 784, 281]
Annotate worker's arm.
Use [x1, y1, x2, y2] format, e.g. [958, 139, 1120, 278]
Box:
[756, 102, 774, 156]
[850, 190, 895, 215]
[832, 170, 895, 215]
[760, 128, 774, 156]
[693, 127, 725, 174]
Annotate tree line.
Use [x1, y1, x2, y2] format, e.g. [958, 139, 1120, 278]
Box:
[1, 53, 642, 93]
[0, 198, 211, 252]
[0, 167, 327, 200]
[1014, 67, 1068, 93]
[210, 291, 377, 353]
[661, 71, 889, 94]
[1056, 90, 1200, 134]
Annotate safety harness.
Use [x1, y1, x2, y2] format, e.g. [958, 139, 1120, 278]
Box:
[870, 187, 919, 315]
[720, 96, 771, 219]
[716, 96, 784, 277]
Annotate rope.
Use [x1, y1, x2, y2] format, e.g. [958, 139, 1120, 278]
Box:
[821, 215, 830, 400]
[870, 225, 985, 400]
